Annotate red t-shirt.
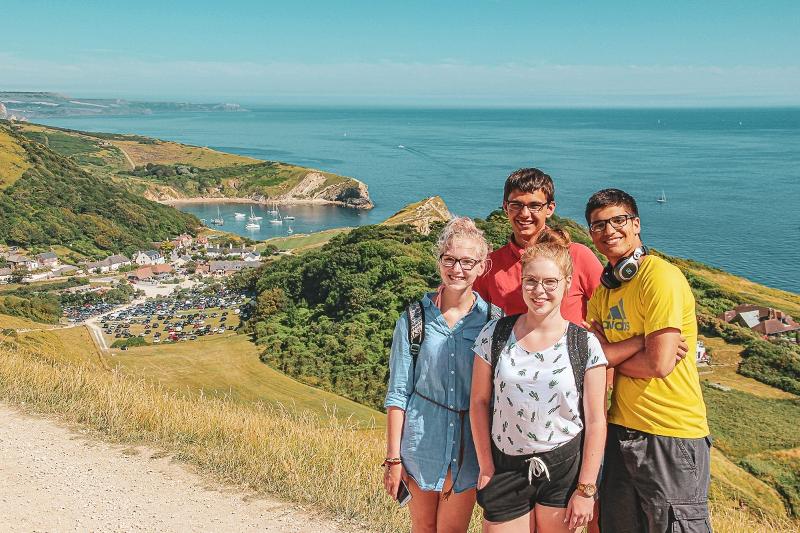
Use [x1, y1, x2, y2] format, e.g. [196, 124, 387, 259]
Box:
[474, 239, 604, 324]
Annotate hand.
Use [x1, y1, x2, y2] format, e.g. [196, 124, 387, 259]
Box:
[676, 335, 688, 362]
[383, 463, 404, 499]
[477, 467, 495, 490]
[565, 491, 594, 529]
[582, 320, 608, 346]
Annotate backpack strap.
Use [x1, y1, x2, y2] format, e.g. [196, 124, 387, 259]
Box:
[490, 314, 520, 376]
[566, 323, 591, 423]
[487, 303, 504, 323]
[406, 301, 425, 366]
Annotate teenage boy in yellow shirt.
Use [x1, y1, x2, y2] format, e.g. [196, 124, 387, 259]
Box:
[584, 189, 711, 532]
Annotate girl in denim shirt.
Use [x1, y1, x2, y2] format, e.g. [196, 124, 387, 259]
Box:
[384, 217, 494, 533]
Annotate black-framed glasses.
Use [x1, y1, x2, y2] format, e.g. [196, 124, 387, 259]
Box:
[439, 255, 482, 271]
[522, 277, 563, 293]
[505, 200, 551, 213]
[588, 214, 637, 234]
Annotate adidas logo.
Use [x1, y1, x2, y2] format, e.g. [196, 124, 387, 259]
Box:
[603, 299, 630, 332]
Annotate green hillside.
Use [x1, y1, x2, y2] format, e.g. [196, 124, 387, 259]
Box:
[0, 121, 199, 258]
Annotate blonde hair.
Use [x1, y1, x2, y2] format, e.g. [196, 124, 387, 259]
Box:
[436, 216, 490, 260]
[521, 227, 573, 278]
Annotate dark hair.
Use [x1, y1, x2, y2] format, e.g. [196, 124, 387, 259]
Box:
[503, 168, 554, 203]
[584, 188, 639, 223]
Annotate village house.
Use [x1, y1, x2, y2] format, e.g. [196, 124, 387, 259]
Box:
[128, 264, 173, 283]
[53, 265, 80, 277]
[0, 267, 12, 284]
[5, 254, 39, 271]
[719, 304, 800, 340]
[133, 250, 165, 266]
[85, 254, 132, 274]
[195, 236, 209, 248]
[169, 233, 193, 249]
[208, 260, 259, 276]
[35, 252, 59, 269]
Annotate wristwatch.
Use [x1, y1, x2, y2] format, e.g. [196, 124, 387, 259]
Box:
[576, 482, 598, 498]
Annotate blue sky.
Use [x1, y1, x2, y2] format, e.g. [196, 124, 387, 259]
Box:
[1, 0, 798, 106]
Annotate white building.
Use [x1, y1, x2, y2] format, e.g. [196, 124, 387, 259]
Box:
[133, 250, 165, 266]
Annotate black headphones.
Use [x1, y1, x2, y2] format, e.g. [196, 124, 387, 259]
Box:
[600, 245, 648, 289]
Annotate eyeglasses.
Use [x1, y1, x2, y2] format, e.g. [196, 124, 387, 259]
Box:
[588, 214, 637, 234]
[522, 277, 563, 293]
[439, 255, 482, 271]
[505, 200, 551, 213]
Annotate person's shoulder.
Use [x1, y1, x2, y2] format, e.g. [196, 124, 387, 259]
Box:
[641, 254, 686, 282]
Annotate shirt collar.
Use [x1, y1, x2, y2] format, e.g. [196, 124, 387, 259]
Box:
[506, 235, 525, 259]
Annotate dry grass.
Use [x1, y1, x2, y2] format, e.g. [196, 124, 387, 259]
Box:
[262, 228, 352, 252]
[110, 140, 258, 169]
[0, 127, 31, 189]
[0, 338, 797, 532]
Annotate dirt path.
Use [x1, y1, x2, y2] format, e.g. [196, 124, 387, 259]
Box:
[0, 404, 354, 532]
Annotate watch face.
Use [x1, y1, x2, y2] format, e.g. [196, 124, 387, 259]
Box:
[579, 483, 597, 496]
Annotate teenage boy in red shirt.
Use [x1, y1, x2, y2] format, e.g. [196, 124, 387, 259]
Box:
[474, 167, 603, 324]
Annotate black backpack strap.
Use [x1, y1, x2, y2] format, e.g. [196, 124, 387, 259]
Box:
[406, 301, 425, 366]
[487, 303, 504, 323]
[566, 322, 591, 405]
[490, 314, 520, 376]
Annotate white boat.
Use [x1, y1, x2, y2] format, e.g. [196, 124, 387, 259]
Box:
[269, 208, 283, 225]
[234, 212, 246, 219]
[245, 221, 260, 230]
[212, 207, 224, 226]
[287, 226, 294, 235]
[283, 215, 295, 221]
[267, 201, 278, 216]
[248, 206, 263, 221]
[657, 190, 667, 203]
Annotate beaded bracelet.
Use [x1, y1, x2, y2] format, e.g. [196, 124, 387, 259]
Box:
[381, 457, 402, 468]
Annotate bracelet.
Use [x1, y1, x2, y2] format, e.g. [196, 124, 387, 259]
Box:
[381, 457, 402, 468]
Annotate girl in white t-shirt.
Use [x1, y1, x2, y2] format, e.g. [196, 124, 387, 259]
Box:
[470, 229, 607, 532]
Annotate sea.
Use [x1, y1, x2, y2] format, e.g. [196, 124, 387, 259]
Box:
[40, 107, 800, 293]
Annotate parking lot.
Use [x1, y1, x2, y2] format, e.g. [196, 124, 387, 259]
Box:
[99, 288, 248, 348]
[64, 302, 122, 323]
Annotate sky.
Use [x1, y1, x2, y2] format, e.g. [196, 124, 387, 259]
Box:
[1, 0, 799, 106]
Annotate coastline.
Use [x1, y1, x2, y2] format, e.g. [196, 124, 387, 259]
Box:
[158, 197, 370, 209]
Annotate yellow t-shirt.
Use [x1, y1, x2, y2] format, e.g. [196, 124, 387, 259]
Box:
[587, 255, 709, 438]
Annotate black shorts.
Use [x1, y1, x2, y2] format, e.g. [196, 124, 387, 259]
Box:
[476, 435, 582, 523]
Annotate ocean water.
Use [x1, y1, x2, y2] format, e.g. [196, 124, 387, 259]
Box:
[41, 107, 800, 293]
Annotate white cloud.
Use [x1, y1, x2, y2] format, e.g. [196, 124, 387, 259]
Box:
[1, 52, 798, 105]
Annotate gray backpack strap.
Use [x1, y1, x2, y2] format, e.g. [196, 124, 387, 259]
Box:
[406, 301, 425, 366]
[566, 322, 590, 400]
[490, 314, 520, 376]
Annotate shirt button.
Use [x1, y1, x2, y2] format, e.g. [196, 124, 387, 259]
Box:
[450, 388, 454, 392]
[449, 405, 454, 409]
[449, 422, 454, 427]
[450, 370, 455, 374]
[452, 459, 457, 463]
[450, 353, 454, 357]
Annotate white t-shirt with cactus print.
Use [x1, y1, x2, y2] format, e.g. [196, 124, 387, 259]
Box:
[473, 320, 607, 455]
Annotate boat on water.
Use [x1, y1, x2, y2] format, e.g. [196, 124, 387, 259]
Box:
[234, 212, 246, 219]
[657, 190, 667, 203]
[248, 206, 263, 221]
[245, 221, 260, 230]
[283, 215, 295, 221]
[267, 201, 278, 216]
[269, 208, 283, 225]
[212, 207, 225, 226]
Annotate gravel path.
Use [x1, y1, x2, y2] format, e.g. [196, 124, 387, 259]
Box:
[0, 404, 353, 532]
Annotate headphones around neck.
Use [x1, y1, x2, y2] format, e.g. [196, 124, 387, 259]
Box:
[600, 245, 649, 289]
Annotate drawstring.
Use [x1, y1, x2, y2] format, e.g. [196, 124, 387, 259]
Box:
[525, 456, 551, 484]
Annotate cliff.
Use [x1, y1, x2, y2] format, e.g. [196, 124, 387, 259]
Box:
[381, 196, 452, 234]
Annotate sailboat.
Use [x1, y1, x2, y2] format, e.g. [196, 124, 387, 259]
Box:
[245, 220, 260, 230]
[234, 211, 246, 220]
[269, 207, 283, 225]
[657, 190, 667, 203]
[267, 201, 278, 216]
[248, 206, 263, 221]
[212, 207, 224, 226]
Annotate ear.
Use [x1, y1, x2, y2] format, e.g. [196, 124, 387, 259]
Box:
[545, 201, 556, 219]
[632, 216, 641, 234]
[564, 275, 573, 293]
[480, 257, 493, 276]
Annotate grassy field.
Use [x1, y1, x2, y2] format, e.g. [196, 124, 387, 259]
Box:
[261, 227, 352, 252]
[105, 333, 382, 426]
[700, 335, 796, 399]
[0, 127, 31, 190]
[0, 339, 797, 533]
[111, 139, 258, 169]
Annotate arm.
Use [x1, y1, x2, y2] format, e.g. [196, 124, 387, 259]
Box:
[382, 317, 413, 498]
[470, 356, 495, 489]
[616, 327, 682, 379]
[566, 364, 607, 529]
[383, 407, 406, 498]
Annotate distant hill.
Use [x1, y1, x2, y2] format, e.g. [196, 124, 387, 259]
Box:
[0, 91, 244, 119]
[0, 121, 199, 258]
[13, 122, 373, 209]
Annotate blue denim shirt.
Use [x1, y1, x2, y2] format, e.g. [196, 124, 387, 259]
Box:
[384, 292, 489, 493]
